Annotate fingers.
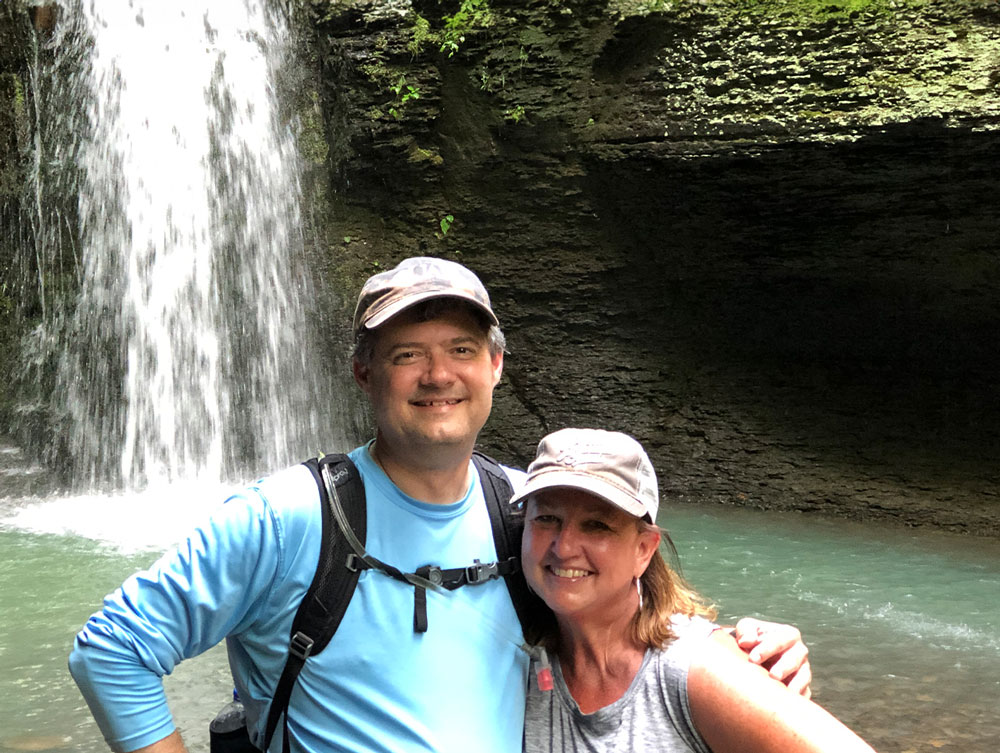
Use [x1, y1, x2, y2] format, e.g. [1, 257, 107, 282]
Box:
[733, 616, 764, 650]
[734, 617, 813, 697]
[735, 618, 800, 661]
[762, 640, 808, 682]
[734, 617, 793, 654]
[771, 659, 812, 698]
[749, 628, 802, 666]
[786, 661, 813, 699]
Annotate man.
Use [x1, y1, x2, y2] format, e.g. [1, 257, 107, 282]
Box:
[70, 257, 809, 753]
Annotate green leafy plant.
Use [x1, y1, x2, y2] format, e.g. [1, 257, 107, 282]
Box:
[439, 214, 455, 236]
[405, 0, 496, 59]
[504, 105, 525, 123]
[441, 0, 494, 57]
[388, 75, 421, 120]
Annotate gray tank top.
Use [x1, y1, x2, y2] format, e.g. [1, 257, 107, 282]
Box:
[523, 615, 716, 753]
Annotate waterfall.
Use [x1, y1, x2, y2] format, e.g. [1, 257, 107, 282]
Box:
[21, 0, 347, 491]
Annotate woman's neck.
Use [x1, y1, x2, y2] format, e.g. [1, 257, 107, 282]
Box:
[556, 611, 647, 714]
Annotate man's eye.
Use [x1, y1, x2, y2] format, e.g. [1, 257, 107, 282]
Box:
[392, 351, 421, 364]
[583, 520, 612, 533]
[533, 514, 559, 526]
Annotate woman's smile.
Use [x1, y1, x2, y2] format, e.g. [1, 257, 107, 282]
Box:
[548, 566, 592, 579]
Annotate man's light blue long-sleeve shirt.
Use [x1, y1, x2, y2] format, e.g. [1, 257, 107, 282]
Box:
[69, 444, 529, 752]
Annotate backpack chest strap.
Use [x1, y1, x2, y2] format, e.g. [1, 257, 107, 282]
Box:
[409, 557, 520, 632]
[346, 551, 520, 632]
[325, 463, 520, 633]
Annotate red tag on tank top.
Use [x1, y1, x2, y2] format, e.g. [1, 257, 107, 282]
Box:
[537, 666, 554, 692]
[536, 647, 554, 691]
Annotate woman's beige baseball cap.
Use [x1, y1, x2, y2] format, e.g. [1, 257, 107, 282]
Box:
[511, 428, 659, 521]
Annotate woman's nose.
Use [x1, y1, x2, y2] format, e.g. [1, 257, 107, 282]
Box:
[551, 525, 579, 558]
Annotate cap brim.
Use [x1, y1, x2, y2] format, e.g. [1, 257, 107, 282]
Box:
[362, 291, 499, 333]
[510, 469, 651, 520]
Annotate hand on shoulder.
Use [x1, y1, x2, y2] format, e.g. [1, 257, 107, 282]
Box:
[732, 616, 812, 697]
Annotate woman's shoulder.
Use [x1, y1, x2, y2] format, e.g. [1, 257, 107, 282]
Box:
[669, 613, 719, 636]
[648, 614, 721, 684]
[663, 613, 720, 649]
[648, 614, 720, 680]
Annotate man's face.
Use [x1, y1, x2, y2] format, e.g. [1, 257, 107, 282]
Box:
[353, 306, 503, 459]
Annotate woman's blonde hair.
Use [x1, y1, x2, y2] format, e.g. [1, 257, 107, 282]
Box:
[632, 522, 716, 649]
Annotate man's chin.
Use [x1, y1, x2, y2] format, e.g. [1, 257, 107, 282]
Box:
[413, 430, 473, 449]
[409, 411, 485, 437]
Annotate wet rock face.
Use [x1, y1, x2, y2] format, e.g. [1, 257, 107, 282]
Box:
[305, 0, 1000, 534]
[0, 3, 35, 433]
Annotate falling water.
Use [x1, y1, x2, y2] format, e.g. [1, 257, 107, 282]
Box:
[23, 0, 342, 490]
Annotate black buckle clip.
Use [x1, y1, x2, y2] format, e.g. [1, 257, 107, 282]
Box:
[290, 631, 315, 660]
[465, 558, 499, 584]
[423, 565, 444, 586]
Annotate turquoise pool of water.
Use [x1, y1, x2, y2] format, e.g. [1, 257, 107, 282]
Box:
[1, 491, 997, 753]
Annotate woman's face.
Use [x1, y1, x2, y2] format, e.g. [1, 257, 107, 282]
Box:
[521, 488, 660, 624]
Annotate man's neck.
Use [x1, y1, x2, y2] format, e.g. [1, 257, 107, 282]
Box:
[370, 437, 473, 504]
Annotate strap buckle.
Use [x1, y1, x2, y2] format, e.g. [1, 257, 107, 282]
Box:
[289, 631, 314, 661]
[416, 564, 444, 586]
[465, 558, 499, 584]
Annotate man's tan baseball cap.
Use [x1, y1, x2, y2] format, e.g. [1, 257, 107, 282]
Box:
[510, 428, 659, 521]
[352, 256, 499, 338]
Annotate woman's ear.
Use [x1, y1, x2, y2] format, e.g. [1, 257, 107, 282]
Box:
[634, 526, 661, 577]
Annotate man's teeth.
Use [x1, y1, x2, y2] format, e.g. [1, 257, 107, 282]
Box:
[552, 567, 589, 578]
[416, 399, 460, 406]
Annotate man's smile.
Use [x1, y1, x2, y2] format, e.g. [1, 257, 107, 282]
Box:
[411, 397, 464, 407]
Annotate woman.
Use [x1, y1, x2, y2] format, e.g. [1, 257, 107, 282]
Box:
[515, 428, 878, 753]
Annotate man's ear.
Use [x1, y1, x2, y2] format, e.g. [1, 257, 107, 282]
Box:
[352, 358, 371, 393]
[491, 350, 504, 388]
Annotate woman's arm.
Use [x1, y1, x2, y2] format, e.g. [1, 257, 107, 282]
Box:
[688, 631, 877, 753]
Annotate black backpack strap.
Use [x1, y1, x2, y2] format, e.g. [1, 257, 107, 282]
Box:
[261, 454, 366, 753]
[472, 451, 546, 641]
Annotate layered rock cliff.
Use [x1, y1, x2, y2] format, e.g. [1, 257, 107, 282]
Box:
[303, 0, 1000, 534]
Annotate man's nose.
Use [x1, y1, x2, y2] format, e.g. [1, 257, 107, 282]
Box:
[420, 352, 455, 386]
